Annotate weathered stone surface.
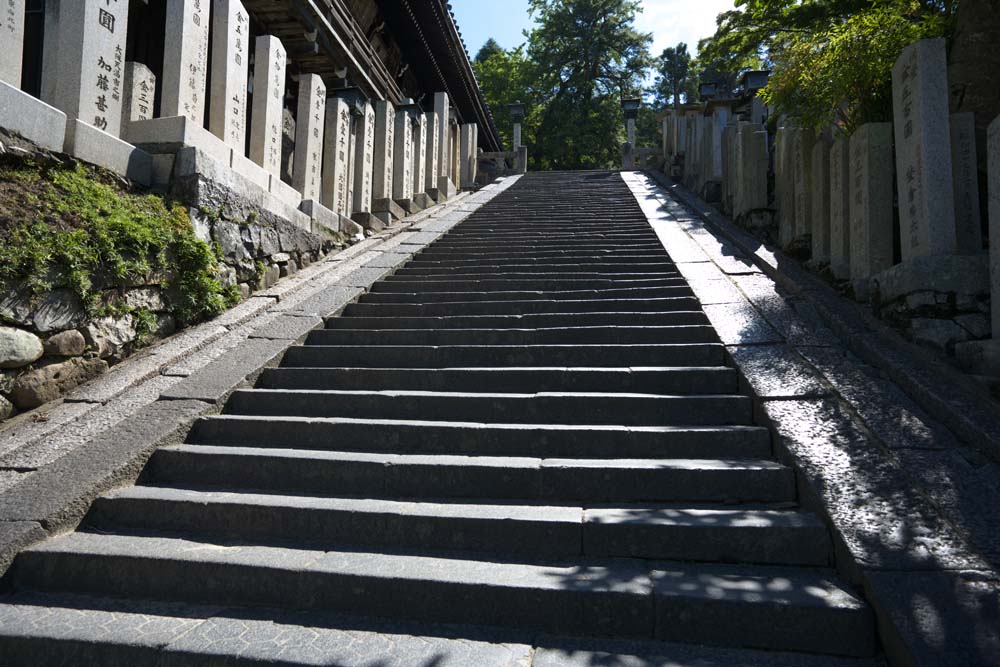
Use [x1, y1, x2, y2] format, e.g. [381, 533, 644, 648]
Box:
[42, 330, 85, 357]
[64, 119, 154, 186]
[829, 137, 852, 279]
[0, 0, 25, 86]
[352, 101, 375, 215]
[0, 328, 43, 369]
[321, 96, 351, 216]
[159, 337, 288, 403]
[208, 0, 250, 150]
[951, 112, 983, 253]
[871, 254, 989, 305]
[161, 0, 210, 124]
[729, 345, 828, 399]
[849, 123, 894, 282]
[291, 74, 325, 200]
[0, 395, 14, 420]
[249, 35, 286, 177]
[31, 289, 86, 333]
[0, 522, 45, 578]
[910, 318, 970, 351]
[989, 115, 1000, 337]
[372, 99, 395, 201]
[82, 315, 137, 358]
[810, 134, 832, 263]
[122, 62, 155, 123]
[9, 357, 108, 409]
[0, 80, 67, 153]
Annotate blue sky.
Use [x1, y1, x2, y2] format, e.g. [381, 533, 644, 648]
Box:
[451, 0, 736, 61]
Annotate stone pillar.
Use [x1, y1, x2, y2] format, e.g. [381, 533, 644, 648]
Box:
[392, 108, 413, 203]
[209, 0, 250, 151]
[49, 0, 129, 138]
[123, 63, 155, 123]
[321, 97, 351, 217]
[721, 122, 736, 215]
[249, 36, 286, 177]
[162, 0, 210, 124]
[291, 74, 326, 201]
[829, 137, 852, 280]
[849, 123, 895, 284]
[434, 92, 455, 195]
[710, 106, 729, 180]
[460, 123, 477, 188]
[352, 101, 376, 220]
[792, 128, 816, 248]
[0, 0, 25, 86]
[424, 110, 439, 196]
[736, 123, 768, 217]
[513, 122, 522, 151]
[412, 111, 427, 201]
[450, 120, 461, 188]
[371, 99, 402, 224]
[990, 117, 1000, 338]
[951, 112, 983, 253]
[810, 133, 833, 263]
[39, 0, 60, 104]
[893, 38, 957, 260]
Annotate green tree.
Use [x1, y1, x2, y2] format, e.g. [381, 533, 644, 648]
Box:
[652, 43, 695, 109]
[524, 0, 652, 169]
[472, 44, 536, 152]
[474, 38, 504, 64]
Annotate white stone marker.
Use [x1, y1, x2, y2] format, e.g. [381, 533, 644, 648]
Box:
[434, 92, 452, 188]
[50, 0, 129, 138]
[829, 137, 852, 279]
[989, 116, 1000, 336]
[392, 108, 413, 202]
[292, 74, 326, 201]
[162, 0, 210, 124]
[424, 110, 439, 193]
[0, 0, 24, 86]
[322, 96, 352, 217]
[810, 133, 832, 263]
[352, 101, 375, 215]
[372, 99, 395, 201]
[849, 123, 895, 281]
[460, 123, 478, 188]
[792, 128, 815, 245]
[951, 112, 983, 253]
[250, 35, 286, 177]
[39, 0, 61, 104]
[892, 37, 957, 259]
[413, 111, 427, 196]
[123, 62, 155, 123]
[209, 0, 250, 151]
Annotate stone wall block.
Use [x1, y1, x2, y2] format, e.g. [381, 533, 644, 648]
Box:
[849, 123, 895, 284]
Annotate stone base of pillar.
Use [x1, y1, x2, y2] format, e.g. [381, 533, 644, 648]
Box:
[955, 339, 1000, 377]
[269, 177, 303, 209]
[437, 177, 457, 198]
[0, 80, 66, 153]
[702, 180, 722, 204]
[126, 116, 233, 167]
[426, 188, 445, 203]
[372, 198, 405, 224]
[300, 199, 358, 239]
[65, 119, 153, 186]
[351, 211, 385, 232]
[413, 193, 433, 209]
[395, 198, 423, 215]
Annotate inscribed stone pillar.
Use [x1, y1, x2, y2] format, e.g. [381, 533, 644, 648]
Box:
[674, 114, 687, 156]
[460, 123, 477, 188]
[829, 137, 852, 279]
[989, 116, 1000, 336]
[291, 74, 326, 201]
[50, 0, 129, 138]
[249, 36, 285, 177]
[209, 0, 250, 151]
[710, 106, 729, 180]
[661, 116, 668, 159]
[892, 37, 956, 259]
[792, 128, 816, 245]
[321, 96, 351, 216]
[0, 0, 25, 86]
[392, 108, 413, 201]
[737, 124, 768, 216]
[775, 126, 797, 246]
[810, 134, 833, 263]
[450, 121, 461, 187]
[352, 101, 375, 215]
[122, 62, 155, 123]
[39, 0, 60, 104]
[849, 123, 895, 281]
[951, 112, 983, 253]
[413, 112, 427, 196]
[424, 110, 439, 192]
[721, 123, 736, 215]
[162, 0, 209, 124]
[372, 100, 395, 200]
[513, 122, 522, 151]
[434, 92, 450, 182]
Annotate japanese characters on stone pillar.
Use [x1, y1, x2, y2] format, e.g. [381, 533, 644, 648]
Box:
[892, 38, 957, 260]
[829, 137, 852, 280]
[792, 128, 816, 247]
[50, 0, 129, 138]
[162, 0, 210, 124]
[392, 104, 414, 203]
[123, 62, 156, 123]
[849, 123, 894, 284]
[249, 36, 285, 177]
[775, 125, 795, 246]
[721, 122, 736, 215]
[450, 120, 461, 187]
[372, 99, 395, 201]
[989, 116, 1000, 338]
[352, 100, 376, 216]
[709, 105, 729, 181]
[291, 74, 326, 201]
[39, 0, 60, 104]
[0, 0, 24, 86]
[460, 123, 478, 188]
[736, 124, 767, 218]
[209, 0, 250, 151]
[321, 96, 352, 217]
[810, 132, 832, 263]
[434, 92, 454, 193]
[424, 110, 439, 194]
[950, 112, 983, 253]
[412, 111, 427, 198]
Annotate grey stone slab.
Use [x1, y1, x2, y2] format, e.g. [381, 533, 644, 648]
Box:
[677, 221, 761, 275]
[208, 0, 250, 150]
[763, 398, 988, 575]
[399, 230, 444, 245]
[674, 261, 726, 281]
[281, 286, 365, 318]
[249, 314, 322, 341]
[341, 266, 394, 288]
[0, 399, 207, 530]
[0, 470, 31, 494]
[0, 521, 45, 578]
[686, 278, 745, 305]
[161, 0, 210, 124]
[0, 400, 95, 460]
[126, 116, 232, 166]
[0, 80, 67, 152]
[701, 302, 782, 345]
[849, 123, 894, 280]
[731, 274, 838, 346]
[63, 352, 166, 403]
[160, 337, 288, 403]
[0, 0, 24, 86]
[210, 296, 277, 328]
[863, 569, 1000, 667]
[362, 251, 412, 270]
[250, 35, 286, 177]
[123, 62, 155, 123]
[951, 112, 983, 253]
[292, 74, 325, 200]
[729, 345, 829, 399]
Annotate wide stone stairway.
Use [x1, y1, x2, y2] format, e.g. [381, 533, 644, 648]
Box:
[0, 172, 879, 664]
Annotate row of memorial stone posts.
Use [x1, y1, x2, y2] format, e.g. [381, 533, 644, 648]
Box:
[660, 38, 1000, 371]
[0, 0, 481, 233]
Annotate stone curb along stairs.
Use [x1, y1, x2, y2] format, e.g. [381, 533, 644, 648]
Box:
[0, 171, 889, 665]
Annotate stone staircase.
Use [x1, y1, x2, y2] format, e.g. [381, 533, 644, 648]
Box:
[0, 172, 879, 664]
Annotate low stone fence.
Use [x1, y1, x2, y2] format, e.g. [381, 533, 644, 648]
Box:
[477, 147, 528, 185]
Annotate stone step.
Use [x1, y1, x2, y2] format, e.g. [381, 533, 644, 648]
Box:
[342, 296, 702, 316]
[385, 270, 682, 281]
[397, 262, 678, 274]
[416, 244, 667, 255]
[222, 389, 753, 426]
[431, 235, 659, 246]
[280, 343, 724, 368]
[371, 277, 688, 291]
[329, 311, 710, 329]
[258, 365, 737, 394]
[405, 254, 674, 267]
[306, 325, 719, 346]
[357, 286, 695, 304]
[146, 445, 795, 502]
[415, 249, 668, 260]
[86, 486, 832, 565]
[189, 415, 773, 459]
[10, 533, 873, 655]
